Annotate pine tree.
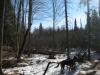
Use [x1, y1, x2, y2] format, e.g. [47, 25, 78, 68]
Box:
[74, 18, 78, 31]
[90, 10, 100, 50]
[39, 23, 43, 37]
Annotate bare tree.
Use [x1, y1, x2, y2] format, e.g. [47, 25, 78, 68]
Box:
[14, 0, 17, 53]
[47, 0, 63, 58]
[16, 0, 22, 57]
[52, 0, 63, 49]
[87, 0, 91, 60]
[52, 0, 56, 50]
[17, 0, 45, 59]
[64, 0, 70, 59]
[20, 0, 26, 49]
[99, 0, 100, 18]
[0, 0, 5, 74]
[80, 0, 91, 60]
[17, 0, 32, 60]
[48, 0, 56, 59]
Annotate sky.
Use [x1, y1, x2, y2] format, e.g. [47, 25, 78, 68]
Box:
[28, 0, 98, 31]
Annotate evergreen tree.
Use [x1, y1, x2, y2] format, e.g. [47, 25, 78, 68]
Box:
[90, 9, 100, 50]
[39, 23, 43, 37]
[74, 18, 78, 31]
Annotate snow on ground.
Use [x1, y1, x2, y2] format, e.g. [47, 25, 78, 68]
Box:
[3, 54, 66, 75]
[3, 53, 100, 75]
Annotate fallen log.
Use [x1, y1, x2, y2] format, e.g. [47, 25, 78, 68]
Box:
[43, 62, 51, 75]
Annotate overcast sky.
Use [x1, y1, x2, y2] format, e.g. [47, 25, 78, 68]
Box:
[30, 0, 98, 31]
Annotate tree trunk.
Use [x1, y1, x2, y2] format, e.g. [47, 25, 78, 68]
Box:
[17, 0, 32, 60]
[0, 0, 5, 74]
[87, 0, 91, 60]
[52, 0, 56, 50]
[64, 0, 70, 59]
[16, 0, 22, 58]
[99, 0, 100, 18]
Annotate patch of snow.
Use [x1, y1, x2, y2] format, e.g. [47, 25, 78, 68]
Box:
[70, 52, 77, 55]
[95, 70, 100, 75]
[17, 63, 29, 66]
[79, 71, 87, 74]
[94, 60, 100, 63]
[3, 54, 100, 75]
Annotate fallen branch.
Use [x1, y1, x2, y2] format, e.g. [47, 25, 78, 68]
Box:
[43, 62, 51, 75]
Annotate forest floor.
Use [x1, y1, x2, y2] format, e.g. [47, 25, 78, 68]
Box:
[2, 51, 100, 75]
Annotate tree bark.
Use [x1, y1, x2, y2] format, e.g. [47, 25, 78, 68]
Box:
[87, 0, 91, 60]
[64, 0, 70, 59]
[17, 0, 32, 60]
[99, 0, 100, 18]
[16, 0, 22, 58]
[0, 0, 5, 74]
[52, 0, 56, 50]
